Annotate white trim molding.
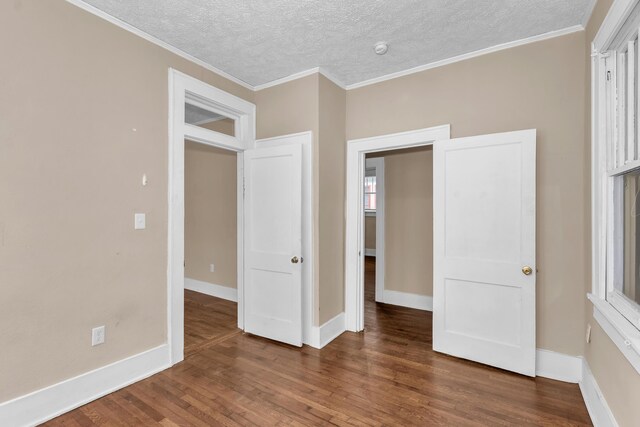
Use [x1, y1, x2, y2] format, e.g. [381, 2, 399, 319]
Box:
[253, 67, 346, 91]
[364, 248, 376, 257]
[184, 278, 238, 302]
[589, 294, 640, 374]
[382, 290, 433, 312]
[308, 313, 346, 349]
[65, 1, 253, 91]
[535, 349, 583, 383]
[345, 26, 585, 90]
[0, 345, 170, 427]
[168, 68, 256, 365]
[345, 125, 450, 332]
[580, 360, 619, 427]
[589, 0, 640, 377]
[65, 1, 584, 92]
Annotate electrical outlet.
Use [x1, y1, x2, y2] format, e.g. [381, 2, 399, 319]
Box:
[210, 263, 215, 273]
[92, 325, 105, 346]
[586, 323, 592, 344]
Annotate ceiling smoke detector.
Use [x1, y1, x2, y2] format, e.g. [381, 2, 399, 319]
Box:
[374, 41, 389, 55]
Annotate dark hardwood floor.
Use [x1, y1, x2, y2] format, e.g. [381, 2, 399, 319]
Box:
[45, 258, 592, 426]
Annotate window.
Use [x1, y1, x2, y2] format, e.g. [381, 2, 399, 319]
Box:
[364, 169, 377, 212]
[592, 0, 640, 372]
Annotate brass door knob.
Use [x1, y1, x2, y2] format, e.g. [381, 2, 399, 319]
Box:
[522, 266, 533, 275]
[291, 256, 299, 264]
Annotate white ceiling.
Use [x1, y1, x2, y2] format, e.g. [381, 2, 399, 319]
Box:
[81, 0, 593, 88]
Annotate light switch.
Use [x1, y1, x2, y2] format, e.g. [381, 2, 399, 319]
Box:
[92, 326, 105, 346]
[134, 213, 146, 230]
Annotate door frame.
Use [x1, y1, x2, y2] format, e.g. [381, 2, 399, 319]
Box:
[168, 69, 256, 365]
[344, 125, 450, 332]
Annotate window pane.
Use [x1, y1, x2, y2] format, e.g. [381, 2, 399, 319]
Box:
[363, 176, 376, 211]
[185, 102, 236, 137]
[623, 170, 640, 306]
[364, 176, 376, 193]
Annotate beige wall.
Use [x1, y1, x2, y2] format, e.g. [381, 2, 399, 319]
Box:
[254, 74, 322, 325]
[318, 75, 346, 324]
[365, 216, 376, 250]
[583, 1, 640, 426]
[383, 147, 433, 296]
[347, 31, 588, 356]
[0, 0, 252, 402]
[255, 74, 347, 325]
[184, 141, 237, 288]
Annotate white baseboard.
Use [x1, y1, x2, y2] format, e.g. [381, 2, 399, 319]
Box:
[535, 349, 583, 383]
[382, 290, 433, 311]
[364, 248, 376, 257]
[308, 312, 346, 349]
[185, 277, 237, 302]
[0, 344, 170, 427]
[579, 360, 618, 427]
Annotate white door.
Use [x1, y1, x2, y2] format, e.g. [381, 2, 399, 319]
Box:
[243, 144, 303, 346]
[433, 129, 536, 376]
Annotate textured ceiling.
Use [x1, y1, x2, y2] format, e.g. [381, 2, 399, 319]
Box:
[81, 0, 592, 87]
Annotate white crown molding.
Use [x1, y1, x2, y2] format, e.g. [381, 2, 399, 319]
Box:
[65, 1, 587, 94]
[0, 344, 170, 427]
[317, 67, 347, 90]
[253, 66, 347, 91]
[65, 0, 254, 91]
[346, 25, 585, 90]
[253, 67, 322, 91]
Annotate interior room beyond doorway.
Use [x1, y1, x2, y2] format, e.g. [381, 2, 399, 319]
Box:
[184, 140, 239, 356]
[364, 145, 434, 319]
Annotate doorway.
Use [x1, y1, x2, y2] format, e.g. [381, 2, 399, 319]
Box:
[184, 141, 239, 356]
[345, 125, 450, 332]
[168, 69, 314, 365]
[346, 126, 537, 377]
[363, 146, 434, 325]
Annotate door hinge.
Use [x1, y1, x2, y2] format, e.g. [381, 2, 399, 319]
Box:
[606, 70, 612, 81]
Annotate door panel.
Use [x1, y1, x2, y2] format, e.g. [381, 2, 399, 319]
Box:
[433, 129, 536, 376]
[244, 144, 303, 346]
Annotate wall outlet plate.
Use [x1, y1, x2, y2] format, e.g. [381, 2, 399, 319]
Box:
[92, 325, 105, 346]
[210, 263, 215, 273]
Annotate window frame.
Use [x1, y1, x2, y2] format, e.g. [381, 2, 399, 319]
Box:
[592, 0, 640, 374]
[364, 172, 377, 214]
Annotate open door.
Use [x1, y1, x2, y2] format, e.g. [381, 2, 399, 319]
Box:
[433, 129, 536, 376]
[243, 144, 303, 346]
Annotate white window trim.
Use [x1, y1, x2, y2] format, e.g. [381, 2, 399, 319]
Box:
[591, 0, 640, 374]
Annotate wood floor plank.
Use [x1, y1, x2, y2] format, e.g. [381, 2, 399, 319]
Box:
[44, 258, 591, 426]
